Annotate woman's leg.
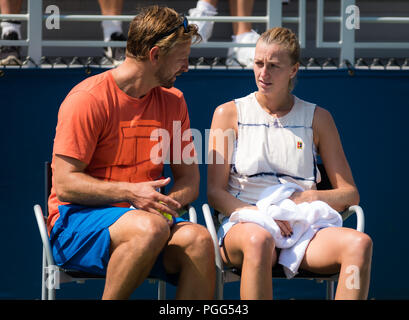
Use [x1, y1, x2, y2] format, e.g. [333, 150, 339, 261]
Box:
[221, 222, 278, 299]
[299, 227, 373, 299]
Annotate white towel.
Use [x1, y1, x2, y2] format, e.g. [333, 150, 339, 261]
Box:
[229, 182, 342, 278]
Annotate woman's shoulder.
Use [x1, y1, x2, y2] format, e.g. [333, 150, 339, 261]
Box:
[211, 100, 238, 131]
[313, 105, 334, 124]
[312, 105, 337, 141]
[214, 100, 237, 117]
[214, 92, 256, 118]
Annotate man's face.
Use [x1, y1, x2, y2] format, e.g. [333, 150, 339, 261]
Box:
[155, 42, 191, 89]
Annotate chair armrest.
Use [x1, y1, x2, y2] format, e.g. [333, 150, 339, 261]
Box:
[188, 205, 197, 224]
[33, 204, 55, 266]
[202, 203, 224, 270]
[341, 205, 365, 233]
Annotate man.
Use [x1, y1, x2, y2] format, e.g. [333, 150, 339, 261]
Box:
[47, 5, 215, 300]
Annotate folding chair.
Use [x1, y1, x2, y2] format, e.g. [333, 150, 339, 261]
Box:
[202, 164, 365, 300]
[34, 161, 198, 300]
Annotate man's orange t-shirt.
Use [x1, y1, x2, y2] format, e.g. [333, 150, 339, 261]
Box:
[47, 70, 193, 233]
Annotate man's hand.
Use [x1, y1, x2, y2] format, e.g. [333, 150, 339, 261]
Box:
[128, 177, 182, 218]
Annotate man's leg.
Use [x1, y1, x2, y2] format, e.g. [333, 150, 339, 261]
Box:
[98, 0, 123, 16]
[0, 0, 23, 65]
[0, 0, 22, 14]
[163, 222, 215, 299]
[228, 0, 254, 36]
[97, 0, 125, 64]
[227, 0, 259, 67]
[102, 210, 170, 300]
[188, 0, 218, 42]
[98, 0, 123, 39]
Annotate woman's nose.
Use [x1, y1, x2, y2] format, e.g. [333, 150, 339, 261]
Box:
[260, 65, 268, 78]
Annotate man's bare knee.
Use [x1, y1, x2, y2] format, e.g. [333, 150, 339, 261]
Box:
[172, 223, 213, 252]
[164, 223, 215, 273]
[140, 212, 170, 241]
[110, 210, 170, 251]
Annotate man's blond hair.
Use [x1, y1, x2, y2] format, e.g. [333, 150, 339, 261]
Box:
[126, 5, 201, 61]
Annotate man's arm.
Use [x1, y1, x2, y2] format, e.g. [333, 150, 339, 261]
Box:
[167, 161, 200, 212]
[53, 154, 182, 216]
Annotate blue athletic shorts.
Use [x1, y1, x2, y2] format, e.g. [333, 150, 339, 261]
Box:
[49, 204, 187, 286]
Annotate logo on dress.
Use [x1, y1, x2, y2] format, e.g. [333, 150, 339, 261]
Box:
[297, 141, 303, 149]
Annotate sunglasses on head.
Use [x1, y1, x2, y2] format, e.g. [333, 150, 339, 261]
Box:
[151, 15, 189, 47]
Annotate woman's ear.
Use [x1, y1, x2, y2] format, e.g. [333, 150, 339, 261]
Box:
[290, 62, 299, 79]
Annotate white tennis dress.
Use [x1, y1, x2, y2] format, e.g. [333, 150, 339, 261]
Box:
[217, 93, 343, 278]
[227, 92, 321, 205]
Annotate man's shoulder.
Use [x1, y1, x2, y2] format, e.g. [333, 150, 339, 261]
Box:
[58, 72, 112, 119]
[69, 70, 110, 97]
[157, 86, 184, 100]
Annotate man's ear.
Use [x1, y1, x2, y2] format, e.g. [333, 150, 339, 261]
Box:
[149, 46, 161, 66]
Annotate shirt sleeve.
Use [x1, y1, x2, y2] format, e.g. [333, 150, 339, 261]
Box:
[53, 90, 106, 165]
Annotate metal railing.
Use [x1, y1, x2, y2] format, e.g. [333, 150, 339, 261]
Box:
[317, 0, 409, 66]
[0, 0, 408, 68]
[0, 0, 303, 67]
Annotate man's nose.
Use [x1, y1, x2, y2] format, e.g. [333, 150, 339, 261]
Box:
[181, 58, 189, 72]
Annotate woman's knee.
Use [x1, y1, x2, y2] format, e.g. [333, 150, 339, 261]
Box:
[222, 223, 277, 269]
[343, 231, 373, 265]
[242, 226, 276, 263]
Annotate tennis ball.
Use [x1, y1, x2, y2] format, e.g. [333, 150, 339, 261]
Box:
[157, 209, 173, 221]
[157, 201, 173, 222]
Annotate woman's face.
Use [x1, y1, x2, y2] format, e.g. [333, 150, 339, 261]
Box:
[253, 41, 299, 96]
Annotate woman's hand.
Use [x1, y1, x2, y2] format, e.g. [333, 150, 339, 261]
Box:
[238, 205, 259, 212]
[275, 220, 293, 237]
[237, 206, 293, 237]
[288, 190, 317, 205]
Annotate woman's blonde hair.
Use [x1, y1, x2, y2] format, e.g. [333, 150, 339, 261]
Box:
[126, 5, 201, 61]
[259, 27, 300, 91]
[259, 27, 300, 65]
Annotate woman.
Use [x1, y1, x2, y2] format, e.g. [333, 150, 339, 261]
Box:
[207, 27, 372, 300]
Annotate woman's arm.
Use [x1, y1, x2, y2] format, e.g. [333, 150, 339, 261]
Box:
[207, 101, 257, 216]
[290, 106, 360, 212]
